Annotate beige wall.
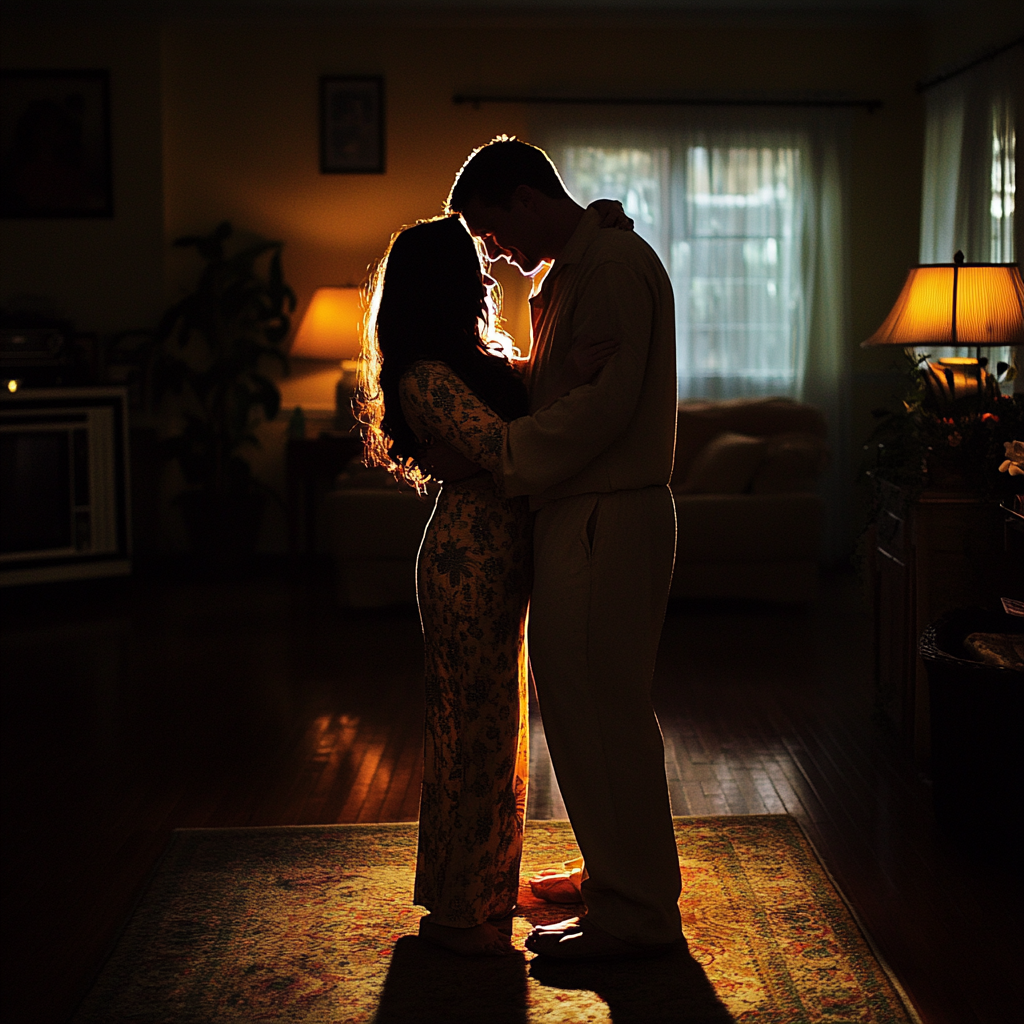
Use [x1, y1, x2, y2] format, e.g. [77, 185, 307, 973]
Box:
[3, 8, 969, 553]
[2, 11, 935, 352]
[159, 12, 929, 369]
[1, 17, 165, 334]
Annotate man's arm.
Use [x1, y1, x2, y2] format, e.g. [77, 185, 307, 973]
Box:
[502, 261, 653, 497]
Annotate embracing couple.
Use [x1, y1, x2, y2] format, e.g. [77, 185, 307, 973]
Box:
[358, 137, 682, 960]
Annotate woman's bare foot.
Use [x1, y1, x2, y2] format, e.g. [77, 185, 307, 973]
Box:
[419, 915, 514, 956]
[530, 868, 584, 904]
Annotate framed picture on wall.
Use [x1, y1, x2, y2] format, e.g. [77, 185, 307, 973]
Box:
[320, 76, 385, 174]
[0, 69, 113, 218]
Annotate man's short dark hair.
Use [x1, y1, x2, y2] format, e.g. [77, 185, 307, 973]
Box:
[446, 136, 569, 214]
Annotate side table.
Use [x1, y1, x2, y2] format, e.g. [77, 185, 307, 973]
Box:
[286, 432, 363, 555]
[871, 480, 1009, 766]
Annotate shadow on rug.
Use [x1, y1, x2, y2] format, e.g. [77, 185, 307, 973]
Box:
[72, 816, 920, 1023]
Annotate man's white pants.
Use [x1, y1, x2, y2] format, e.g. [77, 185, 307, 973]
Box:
[529, 484, 682, 945]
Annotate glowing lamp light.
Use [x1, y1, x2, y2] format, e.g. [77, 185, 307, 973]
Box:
[863, 253, 1024, 410]
[290, 286, 364, 428]
[291, 286, 362, 361]
[862, 255, 1024, 349]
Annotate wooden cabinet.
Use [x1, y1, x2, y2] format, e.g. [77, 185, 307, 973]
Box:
[871, 482, 1009, 766]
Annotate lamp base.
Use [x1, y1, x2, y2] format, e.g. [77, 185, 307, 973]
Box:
[922, 357, 997, 411]
[334, 360, 361, 434]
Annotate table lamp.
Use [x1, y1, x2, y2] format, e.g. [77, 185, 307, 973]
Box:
[290, 286, 363, 427]
[862, 252, 1024, 409]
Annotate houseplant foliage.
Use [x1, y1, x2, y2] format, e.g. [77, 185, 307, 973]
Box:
[157, 221, 296, 557]
[863, 351, 1024, 500]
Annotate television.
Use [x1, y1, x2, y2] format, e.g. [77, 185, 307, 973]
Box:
[0, 387, 131, 585]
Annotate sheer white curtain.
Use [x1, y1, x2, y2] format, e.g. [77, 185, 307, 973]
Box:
[536, 109, 851, 560]
[919, 46, 1019, 370]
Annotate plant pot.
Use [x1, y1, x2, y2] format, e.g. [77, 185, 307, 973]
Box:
[178, 489, 266, 562]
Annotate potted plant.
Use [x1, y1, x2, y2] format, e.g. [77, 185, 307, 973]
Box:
[863, 352, 1024, 501]
[156, 221, 296, 559]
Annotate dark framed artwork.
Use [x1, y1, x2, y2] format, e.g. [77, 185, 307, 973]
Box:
[320, 76, 385, 174]
[0, 69, 113, 218]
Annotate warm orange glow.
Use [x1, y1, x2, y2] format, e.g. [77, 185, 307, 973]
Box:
[862, 262, 1024, 347]
[291, 286, 363, 360]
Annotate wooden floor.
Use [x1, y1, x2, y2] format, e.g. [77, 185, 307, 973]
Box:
[1, 563, 1020, 1023]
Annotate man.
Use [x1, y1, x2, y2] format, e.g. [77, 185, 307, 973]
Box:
[447, 137, 682, 960]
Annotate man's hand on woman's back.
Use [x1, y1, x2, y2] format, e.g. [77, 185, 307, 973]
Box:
[417, 441, 483, 484]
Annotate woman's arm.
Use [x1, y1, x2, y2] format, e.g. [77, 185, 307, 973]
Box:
[417, 332, 622, 478]
[399, 361, 508, 478]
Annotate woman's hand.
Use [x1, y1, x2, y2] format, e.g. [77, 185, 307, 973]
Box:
[588, 199, 634, 231]
[566, 333, 620, 390]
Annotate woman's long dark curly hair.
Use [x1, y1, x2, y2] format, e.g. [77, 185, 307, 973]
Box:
[357, 216, 528, 487]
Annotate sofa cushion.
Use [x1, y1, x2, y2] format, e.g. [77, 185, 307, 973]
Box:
[672, 397, 828, 485]
[677, 432, 767, 494]
[751, 433, 830, 494]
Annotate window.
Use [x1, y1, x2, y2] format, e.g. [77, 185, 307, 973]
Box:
[919, 49, 1018, 370]
[989, 95, 1016, 264]
[559, 140, 806, 400]
[542, 115, 848, 559]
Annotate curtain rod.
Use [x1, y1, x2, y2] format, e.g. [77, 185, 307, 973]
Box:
[453, 94, 882, 113]
[916, 34, 1023, 93]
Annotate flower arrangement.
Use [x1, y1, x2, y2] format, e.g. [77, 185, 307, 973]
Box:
[862, 352, 1024, 500]
[999, 440, 1024, 477]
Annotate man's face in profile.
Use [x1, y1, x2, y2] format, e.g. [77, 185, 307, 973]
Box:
[461, 193, 545, 276]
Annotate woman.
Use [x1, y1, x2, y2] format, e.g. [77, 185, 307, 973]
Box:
[359, 215, 617, 957]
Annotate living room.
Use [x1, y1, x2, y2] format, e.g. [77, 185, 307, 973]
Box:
[1, 1, 1021, 1021]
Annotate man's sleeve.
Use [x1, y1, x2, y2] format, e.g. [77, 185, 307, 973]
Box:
[502, 260, 652, 497]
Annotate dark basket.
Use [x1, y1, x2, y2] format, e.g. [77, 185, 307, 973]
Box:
[920, 607, 1024, 850]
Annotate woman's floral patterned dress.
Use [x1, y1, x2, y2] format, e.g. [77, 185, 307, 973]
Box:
[398, 359, 532, 927]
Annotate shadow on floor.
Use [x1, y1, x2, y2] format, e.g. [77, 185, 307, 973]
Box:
[374, 936, 528, 1024]
[373, 935, 734, 1024]
[528, 944, 735, 1024]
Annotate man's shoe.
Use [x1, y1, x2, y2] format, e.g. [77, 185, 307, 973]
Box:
[524, 916, 682, 961]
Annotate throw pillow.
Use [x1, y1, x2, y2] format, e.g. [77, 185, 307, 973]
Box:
[677, 432, 767, 494]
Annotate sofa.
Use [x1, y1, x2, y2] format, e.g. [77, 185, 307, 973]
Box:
[325, 397, 828, 608]
[668, 397, 828, 604]
[324, 466, 437, 609]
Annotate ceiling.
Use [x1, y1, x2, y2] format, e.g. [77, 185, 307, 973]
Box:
[0, 0, 943, 14]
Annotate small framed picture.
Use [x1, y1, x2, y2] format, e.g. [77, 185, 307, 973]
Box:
[0, 69, 113, 218]
[320, 76, 385, 174]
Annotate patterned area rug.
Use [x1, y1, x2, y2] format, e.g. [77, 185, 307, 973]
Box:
[72, 816, 920, 1023]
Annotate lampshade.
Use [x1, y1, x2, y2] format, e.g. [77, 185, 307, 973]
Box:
[291, 287, 362, 360]
[862, 258, 1024, 348]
